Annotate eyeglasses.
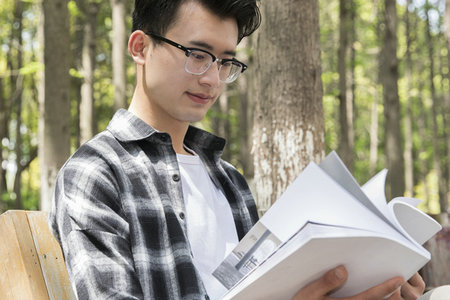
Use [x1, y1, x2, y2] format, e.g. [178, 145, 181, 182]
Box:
[145, 32, 247, 84]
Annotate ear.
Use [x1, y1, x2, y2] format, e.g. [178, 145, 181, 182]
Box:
[128, 30, 148, 65]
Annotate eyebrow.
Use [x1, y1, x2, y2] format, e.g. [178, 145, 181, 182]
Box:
[189, 40, 236, 57]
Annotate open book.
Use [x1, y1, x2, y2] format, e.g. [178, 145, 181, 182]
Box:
[213, 151, 442, 299]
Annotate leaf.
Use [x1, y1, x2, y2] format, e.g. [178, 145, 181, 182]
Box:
[19, 61, 43, 75]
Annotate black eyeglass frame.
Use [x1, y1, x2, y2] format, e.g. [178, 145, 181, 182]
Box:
[145, 32, 248, 77]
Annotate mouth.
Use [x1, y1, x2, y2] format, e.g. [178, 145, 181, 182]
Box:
[186, 92, 213, 104]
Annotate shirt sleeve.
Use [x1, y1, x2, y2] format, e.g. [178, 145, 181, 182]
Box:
[49, 149, 144, 300]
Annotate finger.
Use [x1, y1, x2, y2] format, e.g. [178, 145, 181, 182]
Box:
[387, 288, 402, 300]
[400, 282, 420, 300]
[349, 277, 405, 300]
[292, 265, 348, 300]
[407, 273, 425, 291]
[400, 273, 425, 300]
[401, 274, 425, 300]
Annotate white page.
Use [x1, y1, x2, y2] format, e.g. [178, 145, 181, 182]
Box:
[319, 152, 392, 226]
[388, 201, 441, 245]
[362, 174, 441, 246]
[361, 169, 390, 213]
[223, 223, 430, 300]
[259, 162, 415, 250]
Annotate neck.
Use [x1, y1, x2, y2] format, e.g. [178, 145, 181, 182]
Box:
[129, 88, 192, 155]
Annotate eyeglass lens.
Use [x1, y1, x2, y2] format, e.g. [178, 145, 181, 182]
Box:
[185, 50, 242, 83]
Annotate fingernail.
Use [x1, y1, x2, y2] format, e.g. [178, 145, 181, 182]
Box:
[335, 267, 344, 280]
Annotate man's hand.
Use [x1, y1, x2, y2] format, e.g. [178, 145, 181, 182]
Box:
[400, 272, 425, 299]
[292, 266, 424, 300]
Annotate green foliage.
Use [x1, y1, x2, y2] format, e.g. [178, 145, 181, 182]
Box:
[320, 0, 448, 212]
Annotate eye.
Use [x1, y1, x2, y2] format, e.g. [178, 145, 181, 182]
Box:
[190, 51, 208, 62]
[221, 61, 232, 70]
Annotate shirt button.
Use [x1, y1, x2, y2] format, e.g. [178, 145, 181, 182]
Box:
[172, 174, 180, 182]
[179, 212, 185, 220]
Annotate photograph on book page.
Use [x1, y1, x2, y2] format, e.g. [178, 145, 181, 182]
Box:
[213, 222, 282, 289]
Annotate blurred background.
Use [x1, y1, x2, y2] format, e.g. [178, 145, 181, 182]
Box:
[0, 0, 448, 288]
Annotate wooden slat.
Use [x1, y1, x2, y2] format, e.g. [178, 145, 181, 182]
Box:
[0, 212, 27, 300]
[27, 211, 76, 300]
[0, 210, 49, 300]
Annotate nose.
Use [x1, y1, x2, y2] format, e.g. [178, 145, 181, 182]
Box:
[198, 61, 221, 88]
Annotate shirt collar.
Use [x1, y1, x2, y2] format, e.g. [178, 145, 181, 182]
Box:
[107, 109, 157, 142]
[107, 109, 226, 152]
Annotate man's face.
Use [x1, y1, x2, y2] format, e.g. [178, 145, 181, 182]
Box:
[142, 1, 239, 126]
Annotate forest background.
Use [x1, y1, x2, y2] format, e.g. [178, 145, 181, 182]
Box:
[0, 0, 449, 240]
[0, 0, 449, 288]
[2, 0, 448, 216]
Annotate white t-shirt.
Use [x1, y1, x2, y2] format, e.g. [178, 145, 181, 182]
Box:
[177, 152, 239, 300]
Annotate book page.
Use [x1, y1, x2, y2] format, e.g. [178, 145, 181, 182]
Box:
[362, 173, 442, 246]
[388, 200, 441, 245]
[214, 159, 419, 290]
[222, 223, 430, 300]
[319, 152, 393, 227]
[259, 162, 409, 244]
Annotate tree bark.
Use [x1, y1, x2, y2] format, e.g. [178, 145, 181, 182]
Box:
[0, 78, 6, 199]
[369, 95, 379, 175]
[403, 0, 414, 197]
[337, 0, 355, 172]
[369, 0, 382, 175]
[417, 82, 431, 208]
[10, 0, 24, 208]
[380, 0, 404, 199]
[111, 0, 128, 111]
[38, 0, 71, 211]
[211, 92, 231, 162]
[425, 0, 447, 213]
[238, 56, 254, 179]
[80, 0, 98, 144]
[72, 0, 85, 149]
[251, 0, 325, 214]
[443, 0, 450, 210]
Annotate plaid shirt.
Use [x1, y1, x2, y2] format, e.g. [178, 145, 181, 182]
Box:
[49, 109, 259, 300]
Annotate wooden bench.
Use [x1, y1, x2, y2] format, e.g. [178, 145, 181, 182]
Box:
[0, 210, 75, 300]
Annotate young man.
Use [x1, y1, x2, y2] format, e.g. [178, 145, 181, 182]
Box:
[49, 0, 425, 299]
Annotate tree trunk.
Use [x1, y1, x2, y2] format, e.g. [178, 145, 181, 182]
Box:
[111, 0, 127, 111]
[220, 93, 231, 162]
[10, 0, 24, 208]
[425, 0, 447, 213]
[380, 0, 404, 199]
[369, 0, 382, 175]
[417, 82, 431, 208]
[369, 95, 379, 175]
[251, 0, 325, 215]
[443, 0, 450, 210]
[211, 92, 231, 162]
[38, 0, 71, 211]
[13, 74, 23, 209]
[337, 0, 355, 172]
[80, 0, 98, 144]
[0, 78, 6, 199]
[72, 0, 85, 149]
[238, 66, 254, 179]
[403, 0, 414, 198]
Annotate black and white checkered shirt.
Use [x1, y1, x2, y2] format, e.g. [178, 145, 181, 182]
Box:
[49, 109, 259, 300]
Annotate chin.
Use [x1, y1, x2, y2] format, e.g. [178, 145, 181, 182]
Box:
[180, 111, 208, 123]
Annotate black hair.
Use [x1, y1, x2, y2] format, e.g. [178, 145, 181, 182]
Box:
[132, 0, 261, 43]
